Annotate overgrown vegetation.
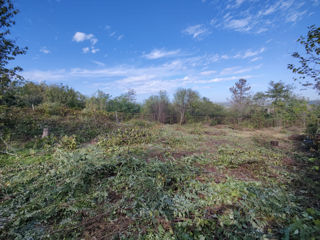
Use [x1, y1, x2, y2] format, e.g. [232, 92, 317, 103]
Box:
[0, 1, 319, 239]
[1, 123, 320, 239]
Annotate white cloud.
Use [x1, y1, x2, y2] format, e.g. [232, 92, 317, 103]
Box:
[24, 69, 67, 83]
[82, 47, 90, 53]
[73, 32, 99, 54]
[200, 70, 217, 76]
[210, 0, 311, 34]
[72, 32, 97, 44]
[286, 10, 307, 22]
[91, 47, 100, 54]
[250, 57, 262, 62]
[194, 75, 254, 84]
[24, 47, 266, 95]
[82, 46, 99, 54]
[143, 49, 180, 60]
[242, 48, 265, 59]
[105, 25, 124, 40]
[224, 16, 252, 32]
[220, 65, 261, 75]
[92, 61, 105, 67]
[227, 0, 246, 9]
[183, 24, 209, 39]
[40, 47, 50, 54]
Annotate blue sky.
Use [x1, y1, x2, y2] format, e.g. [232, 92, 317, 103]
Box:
[11, 0, 320, 102]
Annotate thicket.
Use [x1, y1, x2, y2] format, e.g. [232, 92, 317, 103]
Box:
[1, 79, 318, 142]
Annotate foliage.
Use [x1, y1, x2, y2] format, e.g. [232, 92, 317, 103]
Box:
[1, 107, 114, 143]
[143, 91, 171, 123]
[0, 124, 320, 239]
[85, 90, 110, 112]
[44, 84, 86, 109]
[174, 88, 200, 125]
[0, 0, 27, 106]
[288, 25, 320, 93]
[59, 135, 77, 150]
[107, 89, 141, 115]
[99, 127, 155, 148]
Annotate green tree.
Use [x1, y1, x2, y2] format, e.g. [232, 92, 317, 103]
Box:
[18, 82, 45, 109]
[173, 88, 199, 124]
[0, 0, 27, 105]
[44, 84, 85, 109]
[107, 90, 140, 115]
[143, 91, 170, 123]
[288, 25, 320, 93]
[188, 97, 225, 123]
[85, 90, 111, 112]
[265, 81, 292, 127]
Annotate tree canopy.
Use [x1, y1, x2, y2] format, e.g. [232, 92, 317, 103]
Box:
[288, 25, 320, 93]
[0, 0, 27, 104]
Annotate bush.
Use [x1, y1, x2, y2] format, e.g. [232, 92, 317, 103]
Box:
[100, 127, 154, 148]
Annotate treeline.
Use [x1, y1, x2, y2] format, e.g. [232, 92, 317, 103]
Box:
[2, 79, 319, 130]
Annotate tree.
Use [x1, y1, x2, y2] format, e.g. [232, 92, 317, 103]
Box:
[265, 81, 292, 127]
[266, 81, 291, 105]
[107, 90, 140, 115]
[174, 88, 199, 124]
[229, 79, 251, 122]
[288, 25, 320, 93]
[18, 82, 46, 109]
[0, 0, 27, 104]
[85, 90, 111, 112]
[44, 84, 86, 109]
[143, 91, 170, 123]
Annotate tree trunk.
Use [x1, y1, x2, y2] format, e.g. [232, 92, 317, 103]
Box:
[179, 111, 185, 125]
[42, 128, 49, 138]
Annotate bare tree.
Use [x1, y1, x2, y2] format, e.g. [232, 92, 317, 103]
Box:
[229, 79, 251, 123]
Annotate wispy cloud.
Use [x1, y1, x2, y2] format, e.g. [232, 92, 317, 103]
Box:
[220, 65, 262, 75]
[183, 24, 209, 39]
[24, 69, 67, 83]
[105, 25, 124, 40]
[210, 0, 312, 34]
[250, 57, 262, 62]
[92, 60, 105, 67]
[24, 57, 262, 94]
[240, 48, 265, 59]
[82, 46, 99, 54]
[224, 16, 253, 32]
[143, 49, 180, 60]
[200, 70, 217, 76]
[40, 47, 50, 54]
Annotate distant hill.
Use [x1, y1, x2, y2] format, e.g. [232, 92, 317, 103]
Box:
[215, 102, 232, 108]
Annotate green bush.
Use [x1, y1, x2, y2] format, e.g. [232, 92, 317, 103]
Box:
[100, 127, 154, 148]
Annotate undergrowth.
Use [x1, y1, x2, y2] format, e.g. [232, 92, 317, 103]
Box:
[0, 124, 319, 239]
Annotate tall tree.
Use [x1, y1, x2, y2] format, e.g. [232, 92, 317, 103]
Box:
[288, 25, 320, 93]
[0, 0, 27, 104]
[266, 81, 291, 105]
[143, 91, 170, 123]
[265, 81, 292, 127]
[174, 88, 199, 125]
[86, 90, 110, 112]
[229, 79, 251, 122]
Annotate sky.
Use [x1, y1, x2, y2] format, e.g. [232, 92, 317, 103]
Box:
[10, 0, 320, 102]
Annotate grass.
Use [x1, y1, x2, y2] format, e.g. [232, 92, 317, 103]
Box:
[0, 123, 319, 239]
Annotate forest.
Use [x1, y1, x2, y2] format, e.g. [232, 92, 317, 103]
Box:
[1, 0, 320, 239]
